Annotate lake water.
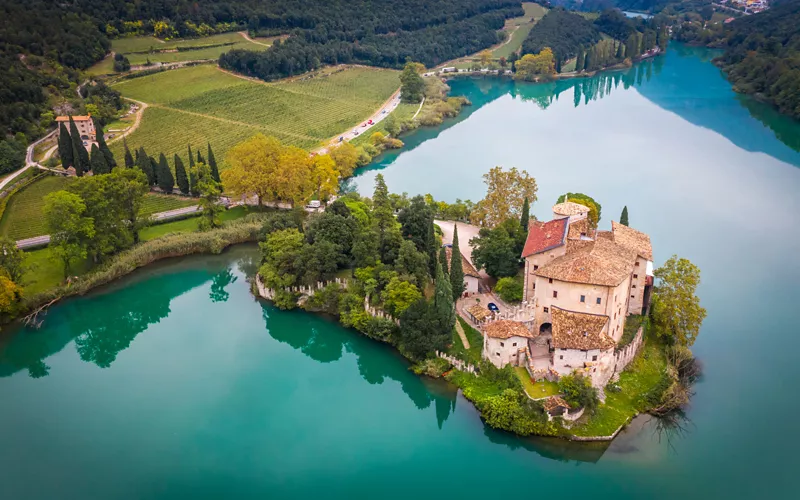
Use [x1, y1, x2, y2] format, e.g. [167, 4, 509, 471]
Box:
[1, 44, 798, 497]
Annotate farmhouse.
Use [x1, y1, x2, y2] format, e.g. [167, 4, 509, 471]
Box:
[56, 115, 96, 149]
[480, 199, 654, 387]
[444, 245, 481, 296]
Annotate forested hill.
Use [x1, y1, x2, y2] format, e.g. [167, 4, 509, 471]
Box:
[714, 0, 800, 119]
[521, 8, 601, 62]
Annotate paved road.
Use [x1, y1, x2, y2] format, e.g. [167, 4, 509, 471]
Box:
[0, 130, 57, 192]
[320, 90, 402, 152]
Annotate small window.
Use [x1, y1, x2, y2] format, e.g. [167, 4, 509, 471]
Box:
[596, 298, 601, 305]
[512, 342, 517, 347]
[548, 278, 553, 284]
[561, 348, 566, 351]
[635, 261, 640, 266]
[614, 312, 616, 319]
[580, 232, 586, 237]
[633, 274, 638, 279]
[496, 352, 500, 356]
[580, 295, 585, 303]
[500, 342, 504, 347]
[559, 355, 563, 360]
[533, 265, 539, 270]
[543, 307, 549, 313]
[632, 285, 637, 289]
[631, 295, 635, 298]
[553, 291, 558, 298]
[592, 355, 597, 361]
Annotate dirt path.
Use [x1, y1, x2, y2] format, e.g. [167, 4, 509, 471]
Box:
[411, 98, 425, 120]
[455, 320, 471, 349]
[238, 31, 272, 47]
[107, 98, 148, 145]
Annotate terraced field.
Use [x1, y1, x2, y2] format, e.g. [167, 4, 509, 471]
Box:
[110, 64, 400, 162]
[88, 32, 278, 75]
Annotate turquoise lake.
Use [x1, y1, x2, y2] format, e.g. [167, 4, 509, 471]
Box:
[1, 44, 798, 497]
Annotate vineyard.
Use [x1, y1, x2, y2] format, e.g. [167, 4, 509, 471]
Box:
[88, 32, 278, 75]
[110, 64, 401, 162]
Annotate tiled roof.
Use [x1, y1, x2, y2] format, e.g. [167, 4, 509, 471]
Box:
[56, 115, 92, 121]
[567, 218, 591, 240]
[611, 221, 653, 261]
[551, 306, 615, 350]
[484, 320, 537, 339]
[552, 201, 590, 217]
[466, 304, 492, 321]
[543, 395, 571, 412]
[445, 246, 480, 278]
[521, 218, 567, 257]
[534, 238, 636, 286]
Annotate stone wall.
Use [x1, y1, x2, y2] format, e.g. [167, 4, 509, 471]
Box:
[435, 351, 477, 374]
[613, 326, 644, 374]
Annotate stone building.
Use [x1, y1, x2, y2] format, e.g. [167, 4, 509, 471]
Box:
[482, 320, 536, 368]
[481, 199, 653, 388]
[56, 115, 96, 150]
[445, 245, 481, 296]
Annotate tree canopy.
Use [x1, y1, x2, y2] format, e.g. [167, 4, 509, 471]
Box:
[651, 255, 707, 347]
[471, 166, 538, 228]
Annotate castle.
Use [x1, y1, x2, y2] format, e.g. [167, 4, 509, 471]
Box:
[481, 201, 653, 388]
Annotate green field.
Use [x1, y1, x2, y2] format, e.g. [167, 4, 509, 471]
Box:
[110, 64, 400, 162]
[0, 175, 198, 240]
[493, 3, 548, 59]
[88, 32, 278, 75]
[139, 205, 250, 241]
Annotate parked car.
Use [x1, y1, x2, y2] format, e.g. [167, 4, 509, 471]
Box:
[306, 200, 321, 209]
[368, 119, 373, 125]
[338, 136, 344, 142]
[487, 303, 500, 313]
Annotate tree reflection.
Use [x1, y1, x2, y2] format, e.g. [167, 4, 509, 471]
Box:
[210, 269, 238, 303]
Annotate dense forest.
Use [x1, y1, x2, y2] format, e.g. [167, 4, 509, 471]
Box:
[713, 0, 800, 119]
[521, 8, 602, 62]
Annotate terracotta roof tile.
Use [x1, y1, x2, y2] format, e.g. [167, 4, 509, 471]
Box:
[521, 218, 567, 257]
[543, 395, 571, 412]
[534, 238, 636, 286]
[552, 201, 590, 217]
[56, 115, 92, 121]
[611, 221, 653, 261]
[445, 246, 480, 278]
[466, 304, 492, 321]
[484, 320, 537, 339]
[551, 306, 615, 350]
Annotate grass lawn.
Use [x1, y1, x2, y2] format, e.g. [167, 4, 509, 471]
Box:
[493, 3, 548, 59]
[448, 317, 484, 365]
[110, 64, 400, 162]
[0, 176, 73, 240]
[88, 33, 279, 75]
[140, 194, 196, 217]
[570, 334, 667, 437]
[139, 205, 251, 241]
[21, 247, 91, 295]
[515, 367, 560, 398]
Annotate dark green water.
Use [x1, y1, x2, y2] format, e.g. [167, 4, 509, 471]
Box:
[2, 44, 798, 497]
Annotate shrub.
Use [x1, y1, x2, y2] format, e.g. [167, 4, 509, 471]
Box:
[495, 276, 523, 303]
[411, 357, 451, 377]
[558, 373, 599, 413]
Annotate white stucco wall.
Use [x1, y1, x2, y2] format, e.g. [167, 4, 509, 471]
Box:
[464, 275, 480, 295]
[627, 256, 649, 315]
[523, 245, 567, 302]
[552, 347, 615, 387]
[483, 335, 527, 368]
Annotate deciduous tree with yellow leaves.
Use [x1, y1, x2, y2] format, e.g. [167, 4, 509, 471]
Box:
[514, 48, 556, 81]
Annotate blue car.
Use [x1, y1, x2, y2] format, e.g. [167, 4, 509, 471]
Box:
[487, 303, 499, 313]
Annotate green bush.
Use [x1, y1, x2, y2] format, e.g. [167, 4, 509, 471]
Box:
[494, 276, 523, 303]
[411, 357, 451, 377]
[558, 373, 599, 413]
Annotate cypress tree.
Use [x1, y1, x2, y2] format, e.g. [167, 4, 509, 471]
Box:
[207, 143, 220, 182]
[149, 156, 159, 184]
[449, 225, 465, 300]
[575, 47, 585, 73]
[439, 246, 449, 278]
[136, 147, 155, 185]
[157, 153, 174, 193]
[93, 117, 116, 169]
[426, 219, 437, 277]
[620, 206, 629, 226]
[123, 139, 134, 169]
[90, 144, 109, 174]
[196, 150, 205, 165]
[616, 41, 625, 60]
[58, 122, 73, 170]
[69, 116, 89, 175]
[520, 197, 530, 230]
[174, 154, 189, 194]
[584, 47, 594, 71]
[188, 145, 195, 168]
[434, 261, 455, 332]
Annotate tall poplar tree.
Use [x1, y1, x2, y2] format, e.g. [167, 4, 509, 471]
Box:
[620, 206, 629, 226]
[69, 116, 89, 175]
[520, 196, 530, 230]
[58, 122, 73, 170]
[136, 147, 155, 186]
[439, 246, 449, 278]
[157, 153, 174, 193]
[616, 42, 625, 60]
[174, 154, 189, 194]
[449, 225, 465, 300]
[90, 144, 109, 174]
[575, 47, 585, 73]
[123, 139, 134, 169]
[207, 143, 220, 183]
[93, 119, 116, 169]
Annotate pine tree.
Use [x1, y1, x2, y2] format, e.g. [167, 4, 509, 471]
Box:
[69, 116, 89, 175]
[157, 153, 174, 193]
[620, 206, 629, 226]
[90, 144, 109, 174]
[207, 143, 220, 183]
[439, 246, 449, 278]
[123, 139, 134, 169]
[136, 147, 155, 185]
[575, 47, 585, 73]
[433, 261, 455, 332]
[93, 118, 116, 169]
[520, 197, 530, 230]
[174, 154, 189, 194]
[449, 224, 465, 300]
[58, 122, 73, 170]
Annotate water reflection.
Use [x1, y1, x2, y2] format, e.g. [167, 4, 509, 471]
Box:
[210, 269, 238, 303]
